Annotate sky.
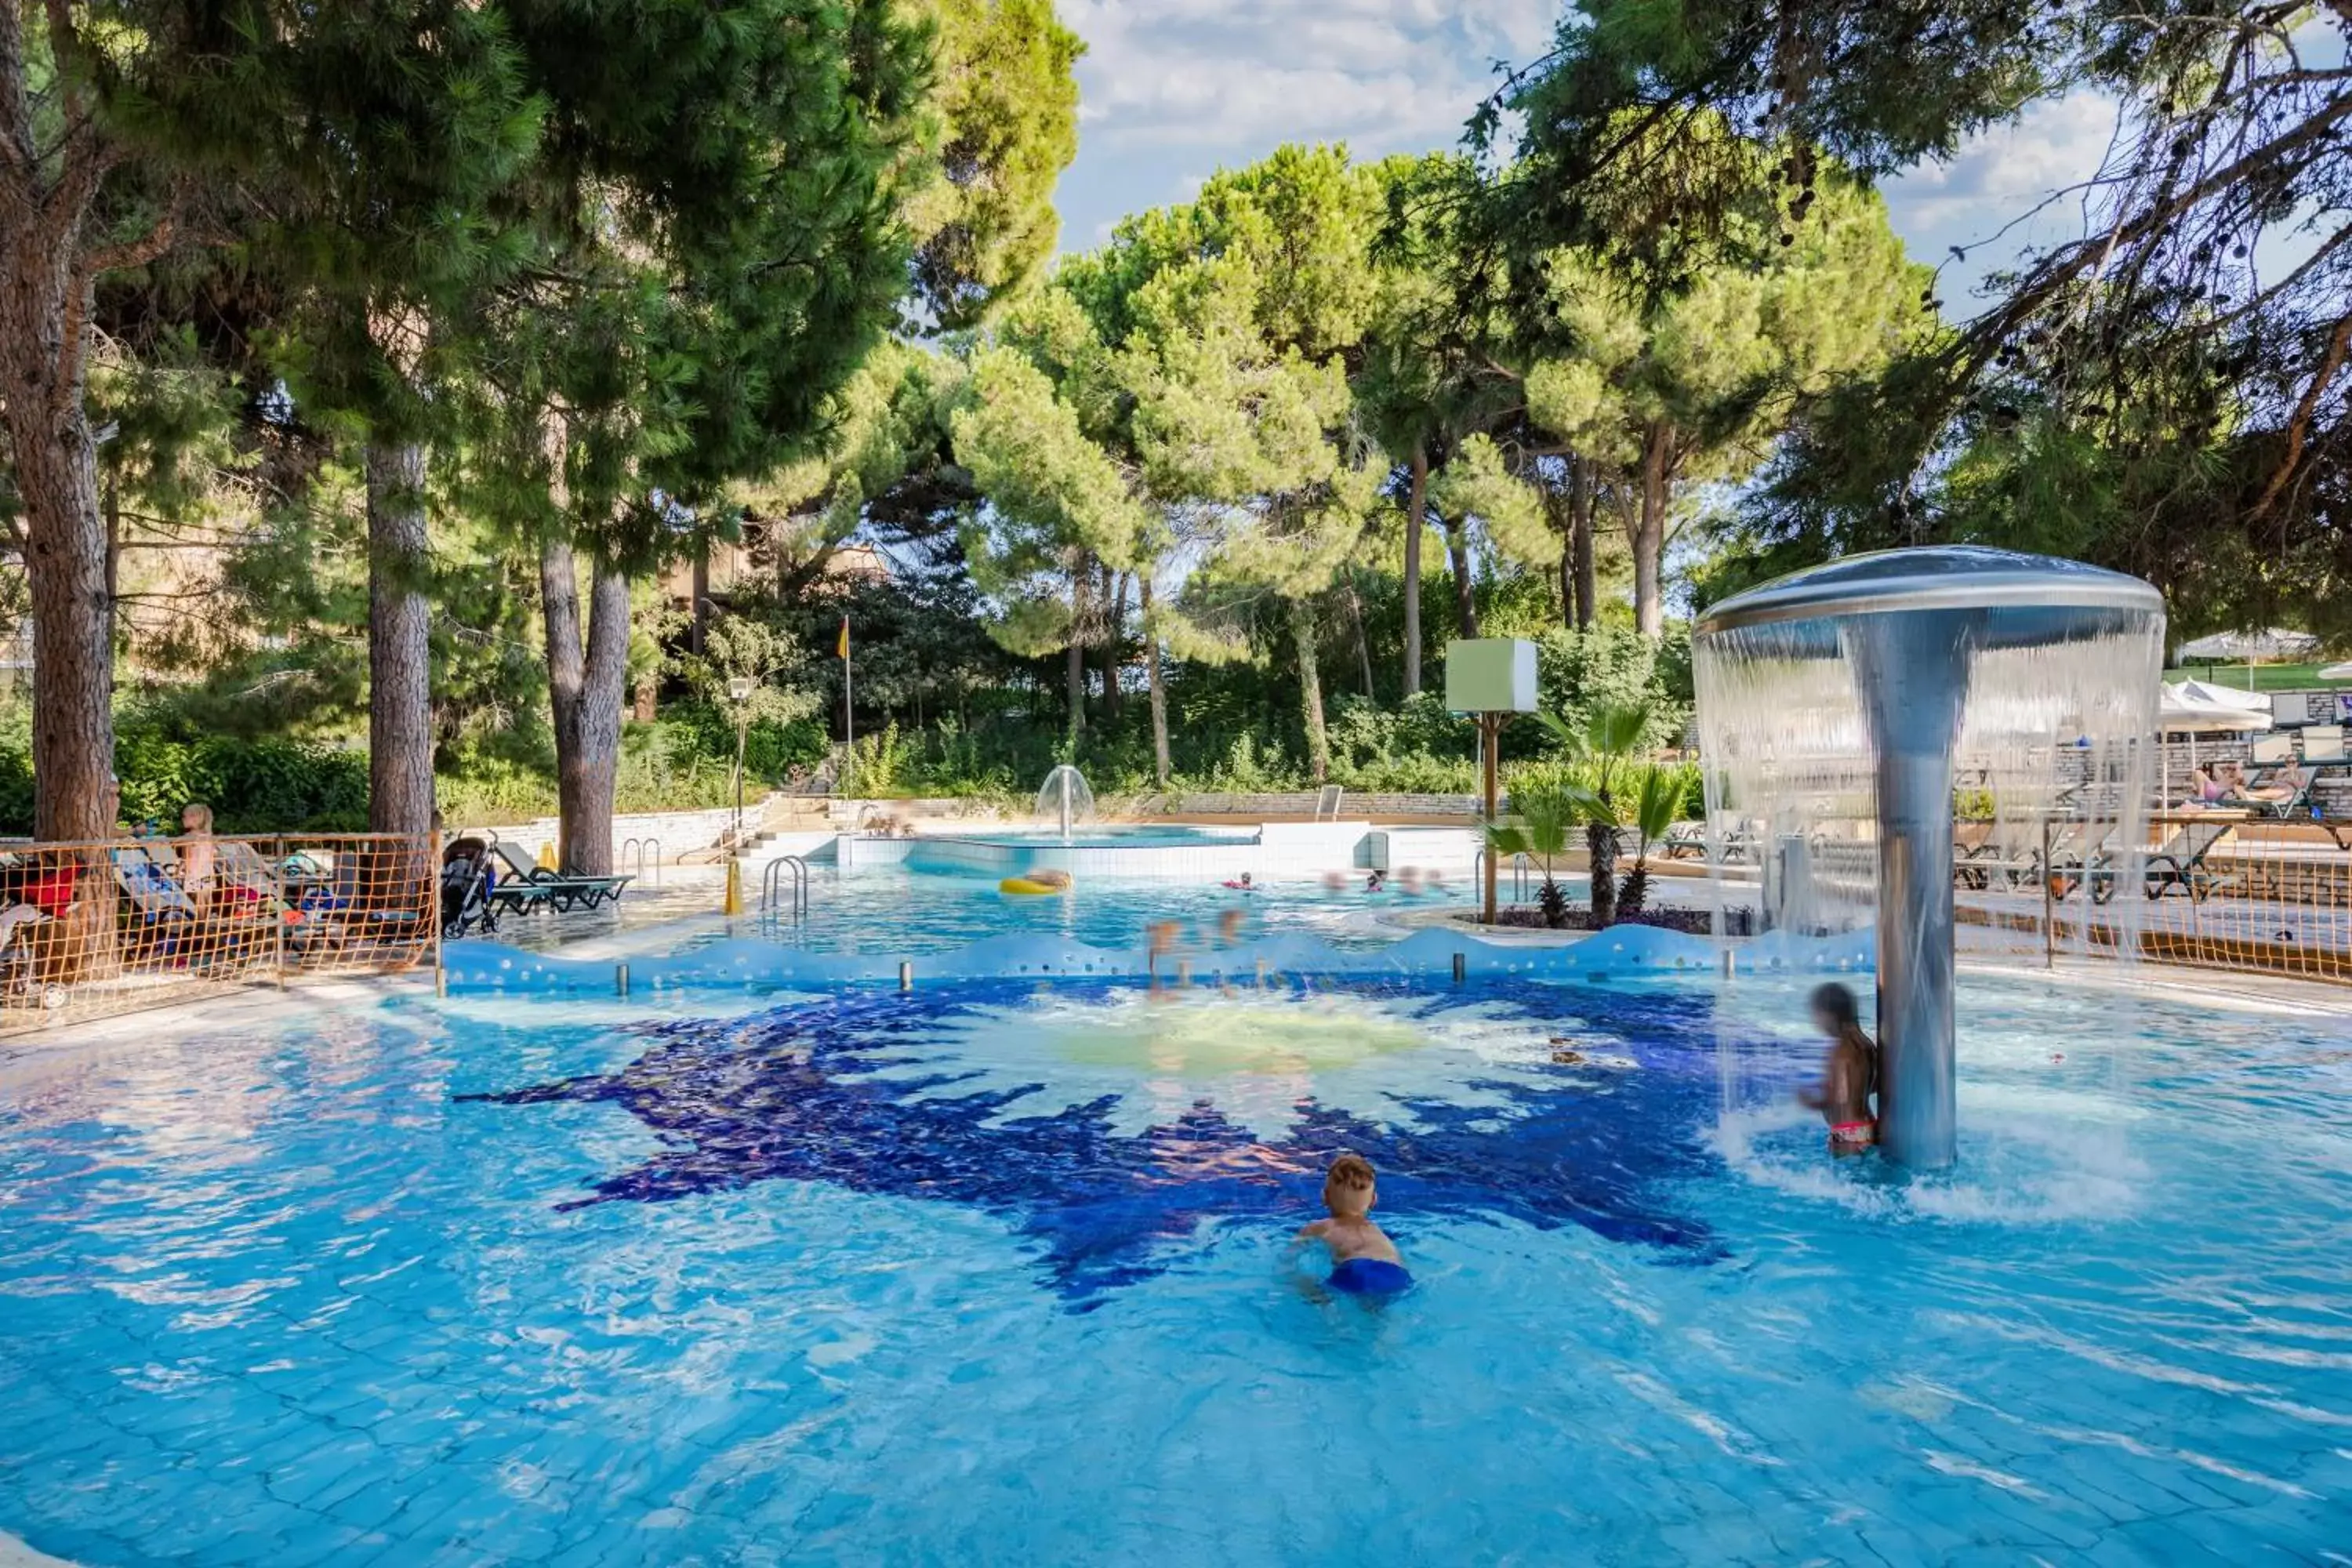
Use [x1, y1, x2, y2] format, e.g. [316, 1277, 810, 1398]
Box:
[1050, 0, 2126, 310]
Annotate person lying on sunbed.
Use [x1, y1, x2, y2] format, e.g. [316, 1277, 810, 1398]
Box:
[2234, 763, 2310, 806]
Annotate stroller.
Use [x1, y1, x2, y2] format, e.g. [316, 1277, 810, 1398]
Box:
[441, 837, 497, 937]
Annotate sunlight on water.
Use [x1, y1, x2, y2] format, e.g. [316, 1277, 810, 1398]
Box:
[906, 985, 1584, 1140]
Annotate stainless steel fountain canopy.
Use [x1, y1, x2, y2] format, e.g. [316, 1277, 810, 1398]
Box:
[1697, 546, 2164, 640]
[1693, 546, 2167, 1171]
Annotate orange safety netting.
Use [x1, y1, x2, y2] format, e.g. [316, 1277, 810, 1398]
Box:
[0, 833, 437, 1035]
[1955, 812, 2352, 985]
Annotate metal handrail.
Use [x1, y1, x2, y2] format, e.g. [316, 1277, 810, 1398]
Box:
[619, 837, 663, 885]
[1472, 849, 1531, 902]
[760, 854, 809, 922]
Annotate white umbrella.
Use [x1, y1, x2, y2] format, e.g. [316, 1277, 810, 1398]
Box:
[2160, 680, 2271, 779]
[2318, 661, 2352, 682]
[2175, 627, 2318, 662]
[2159, 680, 2271, 731]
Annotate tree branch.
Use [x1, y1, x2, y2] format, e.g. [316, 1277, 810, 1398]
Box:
[2250, 309, 2352, 520]
[1962, 91, 2352, 356]
[0, 0, 34, 194]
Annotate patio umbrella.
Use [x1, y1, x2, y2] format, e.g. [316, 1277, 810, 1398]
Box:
[2175, 627, 2318, 662]
[2159, 680, 2272, 775]
[2175, 626, 2319, 688]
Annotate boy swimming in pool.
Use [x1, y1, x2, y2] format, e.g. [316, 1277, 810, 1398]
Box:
[1298, 1152, 1411, 1294]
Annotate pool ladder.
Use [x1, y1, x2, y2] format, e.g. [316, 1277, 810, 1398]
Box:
[620, 837, 663, 885]
[1472, 850, 1531, 903]
[760, 855, 810, 925]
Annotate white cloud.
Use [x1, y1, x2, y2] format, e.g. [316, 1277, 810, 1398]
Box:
[1879, 93, 2126, 308]
[1051, 0, 2129, 307]
[1061, 0, 1554, 154]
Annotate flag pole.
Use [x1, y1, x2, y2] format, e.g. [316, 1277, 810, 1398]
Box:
[840, 615, 854, 786]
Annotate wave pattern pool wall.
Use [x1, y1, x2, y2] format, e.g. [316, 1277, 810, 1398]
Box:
[443, 924, 1876, 996]
[1694, 547, 2165, 1169]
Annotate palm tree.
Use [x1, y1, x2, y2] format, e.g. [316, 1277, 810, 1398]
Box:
[1616, 765, 1690, 918]
[1486, 779, 1578, 927]
[1534, 702, 1650, 927]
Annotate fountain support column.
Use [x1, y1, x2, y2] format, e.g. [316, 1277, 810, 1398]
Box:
[1849, 612, 1973, 1170]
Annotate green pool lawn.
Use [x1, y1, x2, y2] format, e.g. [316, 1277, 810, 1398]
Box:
[2163, 661, 2343, 693]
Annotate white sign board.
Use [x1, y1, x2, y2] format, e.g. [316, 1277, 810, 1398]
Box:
[1445, 638, 1540, 714]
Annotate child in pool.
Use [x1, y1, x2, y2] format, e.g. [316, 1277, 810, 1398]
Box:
[1298, 1152, 1410, 1294]
[1800, 982, 1880, 1156]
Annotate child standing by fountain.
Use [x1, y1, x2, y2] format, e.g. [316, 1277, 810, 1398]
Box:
[1801, 982, 1880, 1156]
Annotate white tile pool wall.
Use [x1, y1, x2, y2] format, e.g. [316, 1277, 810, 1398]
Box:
[833, 822, 1409, 880]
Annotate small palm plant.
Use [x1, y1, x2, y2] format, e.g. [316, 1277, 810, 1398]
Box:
[1486, 779, 1580, 927]
[1616, 764, 1691, 918]
[1534, 702, 1650, 927]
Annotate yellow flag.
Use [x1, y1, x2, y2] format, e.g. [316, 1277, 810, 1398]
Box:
[836, 615, 850, 659]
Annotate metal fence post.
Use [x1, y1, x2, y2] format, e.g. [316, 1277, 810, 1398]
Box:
[273, 834, 290, 990]
[2042, 816, 2054, 969]
[430, 832, 447, 996]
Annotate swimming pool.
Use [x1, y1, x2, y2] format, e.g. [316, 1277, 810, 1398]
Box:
[2, 970, 2345, 1563]
[739, 865, 1462, 954]
[916, 825, 1257, 847]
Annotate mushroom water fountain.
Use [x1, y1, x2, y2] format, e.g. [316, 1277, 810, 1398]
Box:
[1036, 765, 1095, 843]
[1693, 547, 2166, 1169]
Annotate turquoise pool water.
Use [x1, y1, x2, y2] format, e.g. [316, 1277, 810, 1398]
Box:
[2, 972, 2347, 1563]
[742, 865, 1475, 953]
[917, 825, 1255, 847]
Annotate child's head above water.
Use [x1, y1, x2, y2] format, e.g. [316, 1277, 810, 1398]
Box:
[1323, 1152, 1377, 1218]
[1809, 981, 1861, 1038]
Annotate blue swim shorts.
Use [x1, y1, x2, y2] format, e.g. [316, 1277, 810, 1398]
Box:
[1327, 1257, 1413, 1295]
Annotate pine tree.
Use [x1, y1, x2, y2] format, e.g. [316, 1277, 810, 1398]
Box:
[0, 0, 541, 839]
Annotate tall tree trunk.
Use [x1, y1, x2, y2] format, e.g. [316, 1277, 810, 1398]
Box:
[1142, 577, 1171, 787]
[1346, 572, 1375, 699]
[366, 441, 436, 835]
[1570, 457, 1597, 630]
[1102, 566, 1127, 721]
[0, 264, 114, 842]
[690, 546, 710, 658]
[1634, 422, 1671, 638]
[542, 536, 630, 875]
[103, 474, 120, 631]
[1443, 518, 1479, 639]
[1401, 445, 1427, 696]
[1292, 597, 1328, 785]
[1065, 568, 1088, 742]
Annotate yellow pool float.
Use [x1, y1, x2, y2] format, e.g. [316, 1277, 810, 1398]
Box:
[1000, 870, 1073, 895]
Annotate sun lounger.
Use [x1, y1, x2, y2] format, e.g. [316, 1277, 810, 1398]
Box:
[109, 844, 269, 967]
[2138, 819, 2238, 902]
[1663, 822, 1758, 865]
[488, 844, 633, 912]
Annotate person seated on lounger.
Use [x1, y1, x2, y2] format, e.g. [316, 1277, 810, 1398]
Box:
[2186, 765, 2231, 808]
[1799, 982, 1880, 1157]
[0, 854, 62, 958]
[2234, 762, 2310, 806]
[176, 803, 218, 914]
[1297, 1152, 1410, 1296]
